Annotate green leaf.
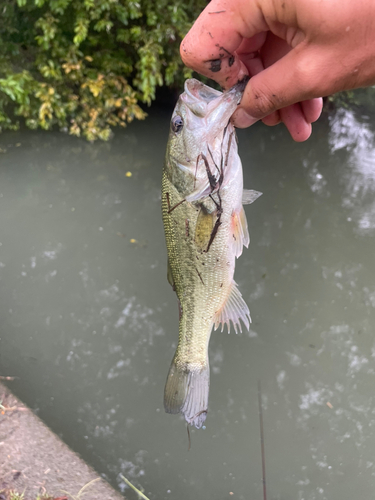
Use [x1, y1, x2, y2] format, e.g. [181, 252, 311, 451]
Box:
[0, 0, 207, 139]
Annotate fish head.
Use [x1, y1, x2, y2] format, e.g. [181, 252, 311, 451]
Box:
[165, 78, 246, 196]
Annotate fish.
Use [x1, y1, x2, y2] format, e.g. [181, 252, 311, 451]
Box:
[161, 78, 261, 429]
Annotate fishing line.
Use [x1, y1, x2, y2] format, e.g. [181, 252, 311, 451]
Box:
[258, 380, 267, 500]
[187, 423, 191, 451]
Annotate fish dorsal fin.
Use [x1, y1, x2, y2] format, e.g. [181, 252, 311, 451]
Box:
[242, 189, 262, 205]
[213, 280, 251, 333]
[231, 206, 250, 258]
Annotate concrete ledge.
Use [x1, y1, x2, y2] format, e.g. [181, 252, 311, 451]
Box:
[0, 383, 124, 500]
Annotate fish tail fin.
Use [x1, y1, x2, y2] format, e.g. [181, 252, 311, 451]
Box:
[164, 359, 209, 429]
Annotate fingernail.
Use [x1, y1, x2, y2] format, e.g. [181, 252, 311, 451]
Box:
[232, 109, 258, 128]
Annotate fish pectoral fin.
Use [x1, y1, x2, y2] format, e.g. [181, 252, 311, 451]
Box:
[195, 206, 215, 251]
[185, 178, 211, 203]
[242, 189, 262, 205]
[164, 359, 209, 429]
[213, 280, 251, 334]
[231, 206, 250, 258]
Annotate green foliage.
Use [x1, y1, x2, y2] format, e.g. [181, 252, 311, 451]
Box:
[327, 87, 375, 109]
[8, 491, 25, 500]
[0, 0, 206, 140]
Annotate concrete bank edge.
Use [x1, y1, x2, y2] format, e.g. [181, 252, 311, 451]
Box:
[0, 382, 124, 500]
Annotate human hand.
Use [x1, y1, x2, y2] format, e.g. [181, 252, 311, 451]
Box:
[180, 0, 375, 141]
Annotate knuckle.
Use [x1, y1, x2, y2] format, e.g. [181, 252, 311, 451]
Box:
[293, 55, 331, 97]
[245, 79, 279, 118]
[180, 41, 191, 67]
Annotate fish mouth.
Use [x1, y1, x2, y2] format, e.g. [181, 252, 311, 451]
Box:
[183, 79, 222, 116]
[181, 79, 245, 135]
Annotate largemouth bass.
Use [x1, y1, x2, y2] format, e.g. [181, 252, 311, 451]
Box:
[162, 78, 261, 429]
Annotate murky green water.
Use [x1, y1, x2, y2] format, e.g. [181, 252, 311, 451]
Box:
[1, 102, 375, 500]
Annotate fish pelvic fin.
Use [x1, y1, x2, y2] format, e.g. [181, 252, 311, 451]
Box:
[214, 280, 251, 333]
[242, 189, 262, 205]
[164, 359, 209, 429]
[231, 206, 250, 258]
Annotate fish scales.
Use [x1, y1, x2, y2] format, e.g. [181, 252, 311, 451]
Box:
[162, 78, 261, 428]
[162, 171, 233, 351]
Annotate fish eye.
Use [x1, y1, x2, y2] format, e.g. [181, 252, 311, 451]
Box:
[171, 115, 184, 134]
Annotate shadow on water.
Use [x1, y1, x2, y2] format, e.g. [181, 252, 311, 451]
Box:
[1, 102, 375, 499]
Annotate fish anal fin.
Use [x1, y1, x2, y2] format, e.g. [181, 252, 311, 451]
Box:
[231, 206, 250, 258]
[213, 280, 251, 334]
[242, 189, 262, 205]
[195, 206, 215, 251]
[164, 359, 209, 429]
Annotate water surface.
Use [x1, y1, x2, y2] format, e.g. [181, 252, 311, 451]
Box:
[1, 103, 375, 500]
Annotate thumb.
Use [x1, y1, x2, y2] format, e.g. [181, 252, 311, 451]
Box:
[180, 0, 268, 89]
[235, 46, 330, 122]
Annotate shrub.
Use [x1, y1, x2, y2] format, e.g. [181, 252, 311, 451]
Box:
[0, 0, 206, 140]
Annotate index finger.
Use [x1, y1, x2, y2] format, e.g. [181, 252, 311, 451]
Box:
[180, 0, 268, 88]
